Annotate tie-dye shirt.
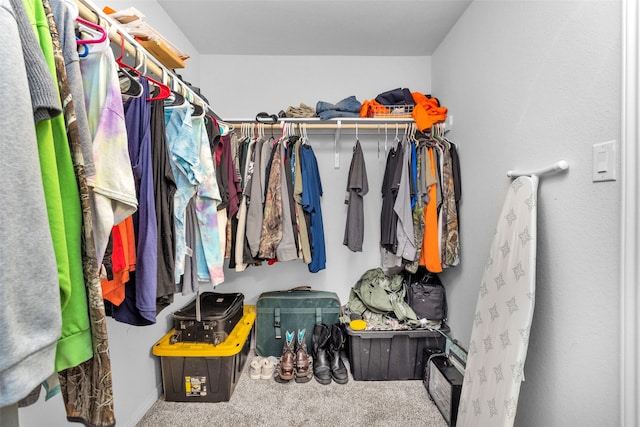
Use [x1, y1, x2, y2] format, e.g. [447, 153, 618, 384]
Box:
[79, 38, 137, 266]
[164, 102, 203, 284]
[192, 116, 223, 284]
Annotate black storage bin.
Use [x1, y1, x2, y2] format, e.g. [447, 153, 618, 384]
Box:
[153, 306, 255, 403]
[346, 325, 447, 380]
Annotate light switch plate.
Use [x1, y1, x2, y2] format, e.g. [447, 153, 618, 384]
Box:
[592, 140, 617, 182]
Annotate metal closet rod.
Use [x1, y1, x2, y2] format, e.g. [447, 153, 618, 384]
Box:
[73, 0, 219, 118]
[226, 119, 416, 131]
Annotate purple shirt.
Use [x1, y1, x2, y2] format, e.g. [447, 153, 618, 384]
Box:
[113, 78, 158, 325]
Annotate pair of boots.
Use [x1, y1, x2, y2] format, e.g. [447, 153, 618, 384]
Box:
[275, 329, 313, 383]
[312, 323, 348, 385]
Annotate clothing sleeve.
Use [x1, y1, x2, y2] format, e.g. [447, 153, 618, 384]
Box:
[8, 0, 61, 123]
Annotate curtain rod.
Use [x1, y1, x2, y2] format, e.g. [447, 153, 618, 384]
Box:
[73, 0, 220, 119]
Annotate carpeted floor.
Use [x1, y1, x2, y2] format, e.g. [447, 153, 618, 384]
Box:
[136, 353, 448, 427]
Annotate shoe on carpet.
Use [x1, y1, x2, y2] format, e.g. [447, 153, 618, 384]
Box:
[276, 331, 296, 382]
[261, 357, 275, 380]
[249, 356, 263, 380]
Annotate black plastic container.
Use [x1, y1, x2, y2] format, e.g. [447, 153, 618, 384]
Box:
[345, 325, 447, 380]
[154, 306, 255, 403]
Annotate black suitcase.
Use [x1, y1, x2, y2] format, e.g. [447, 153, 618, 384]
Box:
[171, 292, 244, 345]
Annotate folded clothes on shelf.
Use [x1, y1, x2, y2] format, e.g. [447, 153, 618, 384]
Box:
[315, 96, 362, 120]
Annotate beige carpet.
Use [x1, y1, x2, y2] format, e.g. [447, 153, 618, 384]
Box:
[137, 353, 448, 427]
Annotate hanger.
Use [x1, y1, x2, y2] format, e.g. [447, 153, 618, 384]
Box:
[218, 120, 233, 136]
[76, 17, 107, 45]
[279, 121, 288, 141]
[114, 32, 142, 78]
[302, 123, 309, 145]
[394, 123, 401, 149]
[118, 47, 143, 98]
[377, 124, 381, 158]
[410, 123, 417, 140]
[187, 91, 205, 118]
[118, 67, 143, 98]
[136, 55, 171, 102]
[191, 103, 205, 118]
[77, 40, 88, 57]
[385, 123, 388, 155]
[164, 73, 187, 108]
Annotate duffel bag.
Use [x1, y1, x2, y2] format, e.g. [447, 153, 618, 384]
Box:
[405, 269, 447, 321]
[256, 286, 341, 357]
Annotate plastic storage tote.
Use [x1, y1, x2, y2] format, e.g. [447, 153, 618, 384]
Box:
[345, 325, 447, 380]
[153, 305, 256, 402]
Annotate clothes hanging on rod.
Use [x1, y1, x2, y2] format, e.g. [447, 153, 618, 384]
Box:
[79, 11, 138, 269]
[193, 114, 224, 283]
[18, 0, 94, 377]
[109, 77, 158, 325]
[2, 0, 119, 425]
[0, 0, 62, 412]
[215, 124, 327, 273]
[46, 0, 116, 423]
[2, 0, 228, 424]
[380, 125, 462, 275]
[343, 139, 369, 252]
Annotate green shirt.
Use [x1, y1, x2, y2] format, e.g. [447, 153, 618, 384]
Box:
[23, 0, 92, 371]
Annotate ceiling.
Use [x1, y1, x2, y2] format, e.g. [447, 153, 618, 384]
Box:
[156, 0, 472, 56]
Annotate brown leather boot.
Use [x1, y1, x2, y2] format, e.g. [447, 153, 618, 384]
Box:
[275, 330, 295, 382]
[294, 329, 313, 383]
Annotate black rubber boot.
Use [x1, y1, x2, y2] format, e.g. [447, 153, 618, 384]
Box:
[329, 323, 349, 384]
[311, 323, 331, 385]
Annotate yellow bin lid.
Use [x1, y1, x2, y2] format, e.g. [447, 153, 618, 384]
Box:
[153, 305, 255, 357]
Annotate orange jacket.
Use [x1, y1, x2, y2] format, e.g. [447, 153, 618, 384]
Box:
[412, 92, 447, 132]
[419, 147, 443, 272]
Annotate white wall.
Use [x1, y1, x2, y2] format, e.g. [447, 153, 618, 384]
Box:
[432, 1, 621, 426]
[198, 55, 431, 118]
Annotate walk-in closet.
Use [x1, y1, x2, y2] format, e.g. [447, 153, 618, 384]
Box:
[3, 1, 636, 427]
